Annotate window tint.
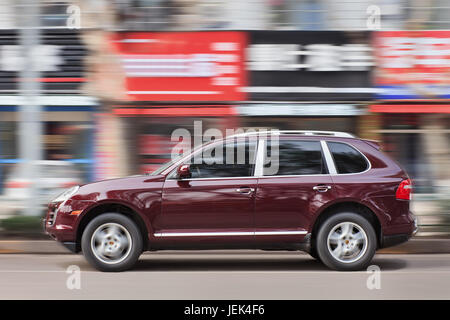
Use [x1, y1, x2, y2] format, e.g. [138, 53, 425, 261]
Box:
[328, 142, 368, 174]
[263, 140, 326, 176]
[188, 140, 256, 178]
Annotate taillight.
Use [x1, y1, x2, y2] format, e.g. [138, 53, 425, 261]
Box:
[396, 179, 412, 200]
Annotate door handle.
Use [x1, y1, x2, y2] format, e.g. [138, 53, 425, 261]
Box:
[236, 187, 255, 194]
[313, 185, 331, 192]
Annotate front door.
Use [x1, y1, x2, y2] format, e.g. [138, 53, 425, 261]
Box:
[159, 138, 257, 245]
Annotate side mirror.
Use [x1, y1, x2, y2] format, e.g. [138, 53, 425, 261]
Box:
[176, 164, 191, 179]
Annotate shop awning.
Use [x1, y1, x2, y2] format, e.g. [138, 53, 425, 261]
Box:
[113, 105, 237, 117]
[370, 105, 450, 113]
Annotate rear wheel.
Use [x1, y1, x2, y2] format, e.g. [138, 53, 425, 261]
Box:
[316, 212, 377, 271]
[81, 213, 143, 272]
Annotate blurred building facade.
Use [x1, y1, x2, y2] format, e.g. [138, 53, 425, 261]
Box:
[0, 0, 449, 207]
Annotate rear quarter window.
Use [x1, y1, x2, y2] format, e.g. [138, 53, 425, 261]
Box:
[328, 142, 369, 174]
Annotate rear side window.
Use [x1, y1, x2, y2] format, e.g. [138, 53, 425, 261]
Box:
[264, 140, 326, 176]
[328, 142, 368, 174]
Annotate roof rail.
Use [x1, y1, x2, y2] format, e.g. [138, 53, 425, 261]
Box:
[227, 130, 355, 139]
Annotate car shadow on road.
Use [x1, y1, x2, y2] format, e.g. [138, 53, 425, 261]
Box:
[59, 253, 408, 272]
[128, 254, 408, 272]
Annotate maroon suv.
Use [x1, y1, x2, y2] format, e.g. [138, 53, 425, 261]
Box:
[45, 130, 417, 272]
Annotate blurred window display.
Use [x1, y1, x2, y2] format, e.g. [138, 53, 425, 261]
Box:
[1, 0, 450, 31]
[245, 31, 374, 102]
[108, 0, 436, 30]
[241, 117, 357, 135]
[110, 31, 246, 102]
[0, 121, 18, 193]
[0, 30, 86, 94]
[1, 160, 82, 214]
[374, 30, 450, 100]
[119, 116, 236, 174]
[43, 122, 92, 162]
[379, 114, 450, 193]
[0, 119, 93, 194]
[0, 121, 17, 161]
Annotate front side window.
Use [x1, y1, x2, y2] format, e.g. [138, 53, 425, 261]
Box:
[187, 139, 257, 179]
[263, 140, 326, 176]
[328, 142, 368, 174]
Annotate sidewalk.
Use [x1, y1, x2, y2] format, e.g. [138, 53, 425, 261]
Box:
[0, 238, 449, 254]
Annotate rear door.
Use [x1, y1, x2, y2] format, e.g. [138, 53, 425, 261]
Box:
[254, 138, 336, 243]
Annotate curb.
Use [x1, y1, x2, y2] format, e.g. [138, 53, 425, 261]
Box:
[0, 238, 449, 255]
[0, 240, 70, 254]
[378, 238, 450, 254]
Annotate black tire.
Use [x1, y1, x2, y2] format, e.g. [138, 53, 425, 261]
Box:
[316, 212, 377, 271]
[81, 213, 143, 272]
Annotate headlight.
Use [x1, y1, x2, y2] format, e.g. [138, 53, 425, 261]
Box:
[51, 185, 79, 203]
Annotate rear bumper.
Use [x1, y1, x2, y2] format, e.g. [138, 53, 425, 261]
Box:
[381, 233, 411, 249]
[380, 211, 418, 249]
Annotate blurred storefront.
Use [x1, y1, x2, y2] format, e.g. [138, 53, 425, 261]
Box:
[372, 31, 450, 193]
[97, 31, 247, 175]
[84, 29, 377, 176]
[240, 30, 374, 136]
[0, 29, 96, 192]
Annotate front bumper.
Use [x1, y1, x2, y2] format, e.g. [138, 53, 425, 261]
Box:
[381, 233, 411, 248]
[43, 199, 93, 244]
[61, 241, 78, 253]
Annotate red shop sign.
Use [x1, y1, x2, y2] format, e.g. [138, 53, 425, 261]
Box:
[111, 31, 247, 102]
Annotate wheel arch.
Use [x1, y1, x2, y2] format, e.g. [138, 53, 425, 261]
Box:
[310, 201, 382, 249]
[75, 202, 149, 252]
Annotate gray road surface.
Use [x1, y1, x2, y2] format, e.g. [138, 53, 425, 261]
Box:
[0, 251, 449, 299]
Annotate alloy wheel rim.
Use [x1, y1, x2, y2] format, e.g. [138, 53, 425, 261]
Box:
[91, 223, 132, 264]
[327, 221, 368, 264]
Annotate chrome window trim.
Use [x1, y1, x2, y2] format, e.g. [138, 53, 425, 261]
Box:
[257, 173, 330, 179]
[167, 176, 259, 181]
[154, 230, 308, 237]
[254, 138, 265, 177]
[321, 140, 338, 175]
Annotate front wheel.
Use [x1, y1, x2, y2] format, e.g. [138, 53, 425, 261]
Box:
[81, 213, 143, 272]
[316, 212, 377, 271]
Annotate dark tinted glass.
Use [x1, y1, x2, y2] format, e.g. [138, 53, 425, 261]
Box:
[189, 140, 256, 178]
[328, 142, 368, 174]
[263, 140, 325, 176]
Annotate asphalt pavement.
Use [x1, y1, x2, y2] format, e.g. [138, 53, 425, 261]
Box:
[0, 251, 449, 299]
